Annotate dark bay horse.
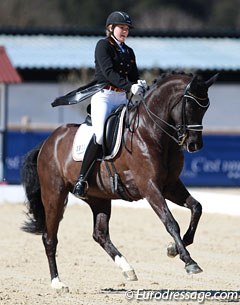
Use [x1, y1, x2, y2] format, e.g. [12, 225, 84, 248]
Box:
[21, 72, 218, 289]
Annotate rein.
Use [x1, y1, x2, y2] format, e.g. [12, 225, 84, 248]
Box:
[138, 82, 209, 146]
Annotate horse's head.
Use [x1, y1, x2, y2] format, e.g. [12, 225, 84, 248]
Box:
[171, 73, 218, 152]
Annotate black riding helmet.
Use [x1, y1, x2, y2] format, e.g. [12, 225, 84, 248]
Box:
[106, 11, 134, 28]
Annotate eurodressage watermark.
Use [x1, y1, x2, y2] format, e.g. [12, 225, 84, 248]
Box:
[101, 289, 240, 303]
[124, 289, 240, 303]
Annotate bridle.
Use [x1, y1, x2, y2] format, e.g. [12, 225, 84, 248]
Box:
[140, 81, 210, 146]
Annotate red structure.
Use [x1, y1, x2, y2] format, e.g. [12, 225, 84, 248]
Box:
[0, 46, 21, 182]
[0, 46, 21, 83]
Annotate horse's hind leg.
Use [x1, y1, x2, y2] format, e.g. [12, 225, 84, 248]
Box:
[86, 197, 138, 281]
[164, 179, 202, 259]
[41, 188, 69, 290]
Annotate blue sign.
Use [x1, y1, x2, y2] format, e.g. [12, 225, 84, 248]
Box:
[181, 135, 240, 186]
[4, 131, 240, 186]
[4, 130, 50, 183]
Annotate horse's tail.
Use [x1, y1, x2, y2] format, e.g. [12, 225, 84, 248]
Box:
[21, 143, 45, 234]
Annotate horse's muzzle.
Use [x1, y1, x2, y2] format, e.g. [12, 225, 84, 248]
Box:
[186, 137, 203, 153]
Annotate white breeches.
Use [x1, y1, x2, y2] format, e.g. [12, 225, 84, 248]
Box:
[91, 89, 128, 145]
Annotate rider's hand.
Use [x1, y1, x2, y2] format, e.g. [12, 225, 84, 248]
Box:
[131, 80, 148, 96]
[131, 83, 143, 96]
[137, 79, 148, 90]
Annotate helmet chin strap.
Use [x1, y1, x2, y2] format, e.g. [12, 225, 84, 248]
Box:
[110, 25, 120, 42]
[109, 25, 123, 44]
[111, 33, 123, 44]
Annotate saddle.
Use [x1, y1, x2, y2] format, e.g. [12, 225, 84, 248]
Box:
[72, 104, 127, 161]
[72, 104, 134, 202]
[91, 104, 126, 157]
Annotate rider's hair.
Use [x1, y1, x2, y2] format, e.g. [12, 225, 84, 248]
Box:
[106, 24, 114, 37]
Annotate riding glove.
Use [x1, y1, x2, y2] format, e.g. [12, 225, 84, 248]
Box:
[131, 79, 147, 96]
[137, 79, 148, 90]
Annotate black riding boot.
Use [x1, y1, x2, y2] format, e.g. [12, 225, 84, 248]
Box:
[73, 136, 102, 199]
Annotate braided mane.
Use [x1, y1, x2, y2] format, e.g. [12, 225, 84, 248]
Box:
[154, 71, 193, 85]
[142, 71, 194, 95]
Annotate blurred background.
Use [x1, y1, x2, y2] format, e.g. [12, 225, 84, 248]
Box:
[1, 0, 240, 30]
[1, 0, 240, 186]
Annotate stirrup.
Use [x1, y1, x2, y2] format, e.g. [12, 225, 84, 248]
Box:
[73, 180, 88, 199]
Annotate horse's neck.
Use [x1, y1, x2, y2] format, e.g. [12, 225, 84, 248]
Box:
[158, 79, 186, 111]
[145, 85, 175, 119]
[137, 80, 186, 140]
[127, 77, 188, 129]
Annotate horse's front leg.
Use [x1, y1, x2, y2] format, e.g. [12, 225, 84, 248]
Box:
[164, 179, 202, 259]
[147, 183, 202, 274]
[87, 197, 137, 281]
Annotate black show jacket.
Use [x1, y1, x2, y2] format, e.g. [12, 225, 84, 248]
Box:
[94, 37, 139, 91]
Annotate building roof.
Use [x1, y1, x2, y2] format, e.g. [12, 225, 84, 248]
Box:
[1, 34, 240, 71]
[1, 26, 240, 38]
[0, 46, 22, 83]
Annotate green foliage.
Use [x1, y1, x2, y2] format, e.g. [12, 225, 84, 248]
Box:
[0, 0, 240, 30]
[209, 0, 240, 28]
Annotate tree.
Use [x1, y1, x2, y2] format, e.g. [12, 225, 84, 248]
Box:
[0, 0, 240, 30]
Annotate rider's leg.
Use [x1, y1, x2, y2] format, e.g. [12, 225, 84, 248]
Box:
[73, 135, 102, 199]
[91, 90, 128, 144]
[73, 90, 128, 199]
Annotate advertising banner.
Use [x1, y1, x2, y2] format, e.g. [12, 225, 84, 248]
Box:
[3, 132, 240, 186]
[4, 131, 50, 183]
[181, 135, 240, 186]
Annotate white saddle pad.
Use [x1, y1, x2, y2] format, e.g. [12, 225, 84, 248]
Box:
[72, 107, 126, 161]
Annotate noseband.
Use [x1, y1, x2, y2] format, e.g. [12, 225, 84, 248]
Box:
[141, 81, 209, 146]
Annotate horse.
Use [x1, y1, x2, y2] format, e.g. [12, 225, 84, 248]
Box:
[21, 72, 218, 290]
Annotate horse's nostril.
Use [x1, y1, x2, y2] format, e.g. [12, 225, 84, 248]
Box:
[187, 142, 203, 152]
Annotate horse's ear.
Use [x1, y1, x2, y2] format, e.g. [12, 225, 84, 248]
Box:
[205, 73, 219, 88]
[190, 75, 198, 84]
[188, 75, 198, 89]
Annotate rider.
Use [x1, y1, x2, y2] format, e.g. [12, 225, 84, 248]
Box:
[73, 11, 147, 199]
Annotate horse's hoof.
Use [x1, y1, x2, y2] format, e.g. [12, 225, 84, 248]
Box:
[185, 262, 203, 274]
[123, 269, 138, 281]
[51, 277, 69, 292]
[167, 242, 178, 258]
[115, 255, 138, 281]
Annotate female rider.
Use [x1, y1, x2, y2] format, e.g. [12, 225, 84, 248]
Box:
[73, 11, 146, 199]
